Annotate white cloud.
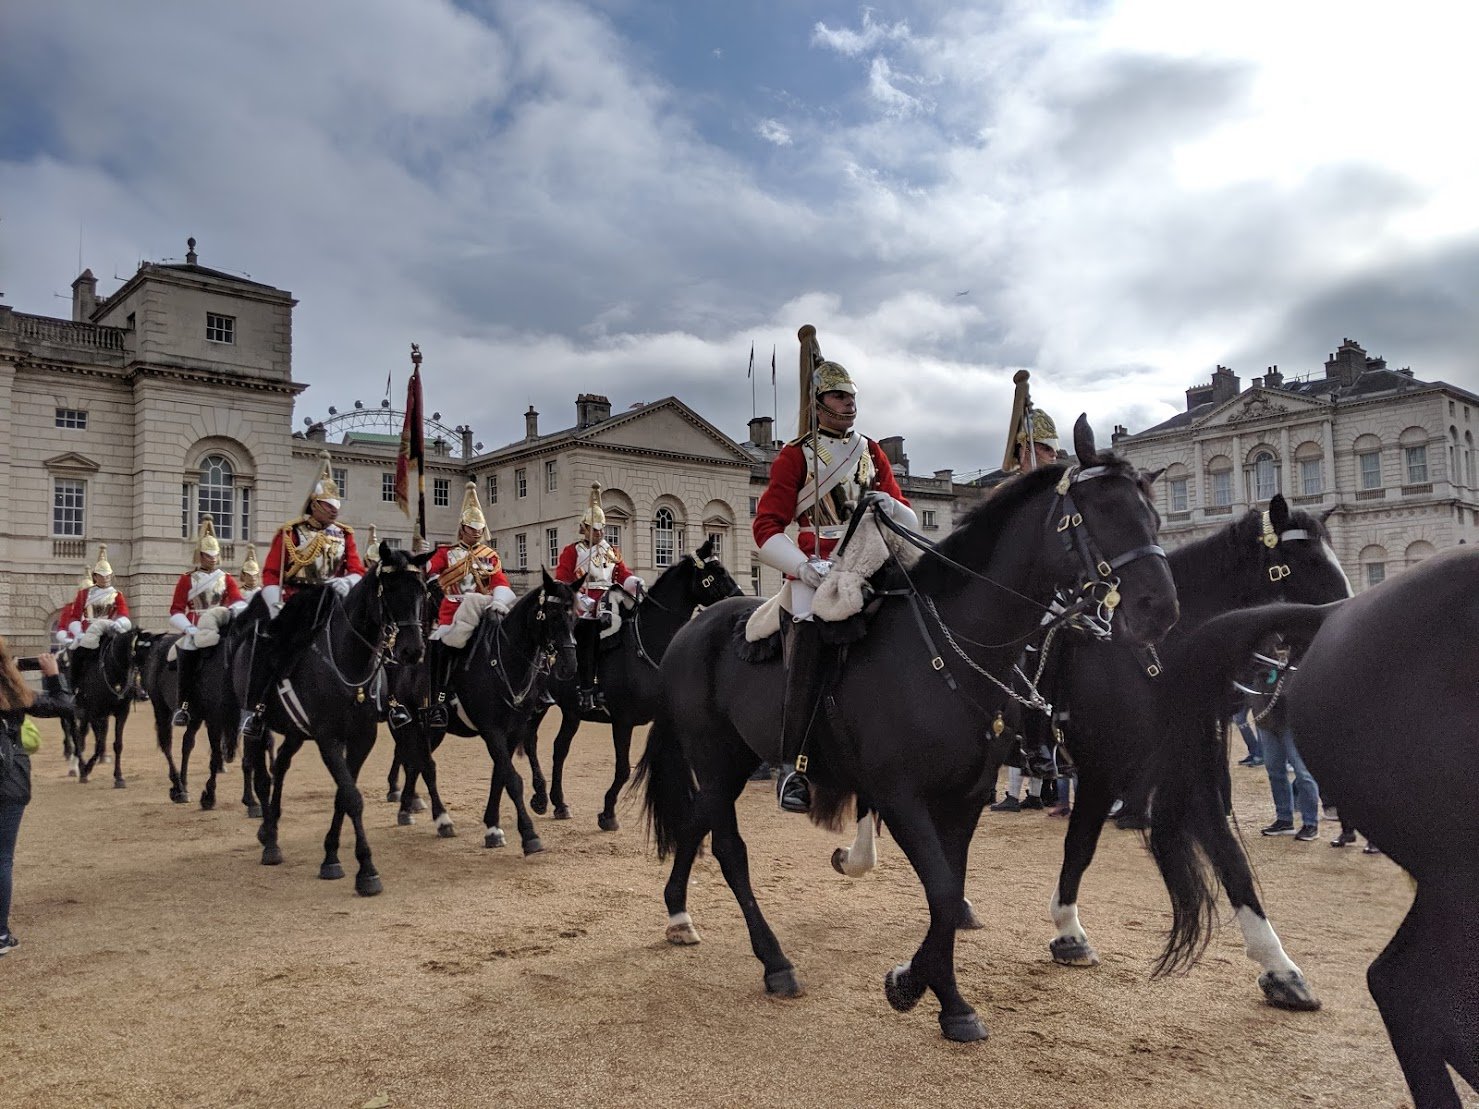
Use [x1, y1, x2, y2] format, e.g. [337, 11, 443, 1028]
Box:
[811, 11, 913, 57]
[756, 119, 793, 146]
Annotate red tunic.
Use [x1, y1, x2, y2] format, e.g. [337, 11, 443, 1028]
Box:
[262, 519, 365, 595]
[554, 541, 633, 607]
[169, 571, 244, 623]
[59, 586, 130, 632]
[426, 543, 512, 626]
[753, 436, 907, 562]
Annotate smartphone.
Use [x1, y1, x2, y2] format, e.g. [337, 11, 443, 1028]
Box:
[15, 656, 43, 672]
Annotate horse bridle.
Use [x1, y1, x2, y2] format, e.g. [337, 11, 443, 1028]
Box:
[1050, 464, 1169, 629]
[629, 554, 741, 669]
[490, 588, 573, 711]
[313, 568, 427, 697]
[1258, 509, 1313, 584]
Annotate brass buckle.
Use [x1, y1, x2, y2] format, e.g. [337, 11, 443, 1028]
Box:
[795, 754, 809, 773]
[1147, 664, 1161, 678]
[1097, 560, 1112, 578]
[931, 656, 945, 671]
[1057, 514, 1072, 532]
[1268, 564, 1291, 582]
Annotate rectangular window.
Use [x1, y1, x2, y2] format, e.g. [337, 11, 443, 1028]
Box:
[921, 509, 939, 529]
[603, 524, 621, 552]
[486, 475, 498, 505]
[433, 477, 450, 507]
[332, 467, 349, 500]
[748, 496, 759, 517]
[198, 483, 234, 540]
[205, 312, 235, 344]
[381, 536, 403, 550]
[750, 558, 762, 597]
[382, 472, 397, 502]
[516, 468, 528, 498]
[515, 532, 527, 570]
[1253, 462, 1279, 502]
[707, 531, 724, 563]
[55, 408, 87, 429]
[1299, 459, 1322, 496]
[654, 528, 675, 568]
[546, 527, 559, 568]
[1211, 470, 1233, 507]
[1404, 445, 1428, 484]
[240, 485, 251, 544]
[1365, 562, 1386, 588]
[181, 482, 192, 538]
[53, 478, 85, 537]
[1169, 478, 1188, 513]
[545, 460, 557, 493]
[1359, 451, 1382, 490]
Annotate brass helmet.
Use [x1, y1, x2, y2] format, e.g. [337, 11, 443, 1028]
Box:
[92, 543, 114, 581]
[303, 449, 341, 512]
[581, 483, 606, 530]
[1016, 409, 1059, 452]
[458, 480, 488, 536]
[796, 324, 856, 439]
[196, 514, 221, 560]
[77, 564, 95, 590]
[240, 543, 261, 586]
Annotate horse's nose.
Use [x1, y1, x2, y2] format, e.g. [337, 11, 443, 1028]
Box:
[1132, 591, 1179, 641]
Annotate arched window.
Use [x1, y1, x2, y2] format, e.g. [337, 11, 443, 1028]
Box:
[1359, 543, 1388, 590]
[1164, 463, 1190, 513]
[1294, 441, 1323, 496]
[1405, 540, 1436, 566]
[1399, 426, 1429, 485]
[198, 454, 236, 540]
[1245, 447, 1279, 503]
[653, 507, 676, 568]
[1206, 455, 1233, 507]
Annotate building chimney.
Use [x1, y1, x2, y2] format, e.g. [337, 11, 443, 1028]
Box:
[525, 406, 539, 439]
[185, 236, 198, 265]
[1211, 364, 1241, 404]
[460, 425, 474, 458]
[1111, 423, 1129, 443]
[1324, 338, 1366, 388]
[747, 415, 774, 447]
[933, 468, 953, 484]
[1264, 364, 1283, 388]
[878, 435, 908, 474]
[575, 393, 612, 428]
[71, 269, 97, 322]
[306, 422, 327, 443]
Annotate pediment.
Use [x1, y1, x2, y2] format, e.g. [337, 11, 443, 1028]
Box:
[1198, 390, 1326, 430]
[43, 451, 102, 473]
[579, 398, 754, 463]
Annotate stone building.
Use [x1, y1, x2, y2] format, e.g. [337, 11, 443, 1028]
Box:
[1111, 339, 1479, 588]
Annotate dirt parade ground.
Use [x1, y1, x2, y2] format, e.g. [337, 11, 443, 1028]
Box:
[1, 712, 1465, 1109]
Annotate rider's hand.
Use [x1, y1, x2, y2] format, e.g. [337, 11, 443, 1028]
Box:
[37, 653, 60, 677]
[796, 561, 829, 589]
[329, 577, 353, 597]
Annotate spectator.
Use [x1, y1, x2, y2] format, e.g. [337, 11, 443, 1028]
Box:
[1, 640, 74, 956]
[1247, 645, 1321, 842]
[1233, 707, 1263, 766]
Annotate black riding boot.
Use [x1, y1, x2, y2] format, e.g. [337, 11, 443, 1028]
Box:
[575, 621, 599, 712]
[777, 617, 823, 814]
[237, 625, 273, 744]
[422, 640, 450, 729]
[171, 646, 196, 727]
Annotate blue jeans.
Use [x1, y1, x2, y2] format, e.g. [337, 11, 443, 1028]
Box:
[0, 801, 24, 936]
[1235, 708, 1262, 759]
[1260, 727, 1319, 826]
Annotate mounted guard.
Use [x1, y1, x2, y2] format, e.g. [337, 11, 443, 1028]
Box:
[423, 481, 515, 727]
[58, 544, 133, 678]
[237, 544, 262, 605]
[238, 451, 365, 742]
[168, 515, 244, 727]
[752, 324, 916, 813]
[554, 484, 645, 712]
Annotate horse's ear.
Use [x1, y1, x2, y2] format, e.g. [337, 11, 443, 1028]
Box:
[1268, 493, 1291, 532]
[1141, 467, 1165, 487]
[696, 537, 715, 561]
[410, 547, 435, 569]
[1073, 414, 1097, 465]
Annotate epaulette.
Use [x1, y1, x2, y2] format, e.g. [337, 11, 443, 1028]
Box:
[339, 523, 354, 534]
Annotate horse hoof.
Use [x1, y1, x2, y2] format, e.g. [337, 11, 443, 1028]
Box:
[67, 768, 78, 778]
[386, 789, 400, 803]
[320, 862, 345, 881]
[940, 1011, 989, 1043]
[170, 790, 188, 805]
[959, 899, 985, 931]
[410, 797, 427, 814]
[199, 796, 215, 812]
[831, 848, 850, 876]
[666, 921, 701, 945]
[356, 874, 384, 897]
[113, 779, 127, 789]
[553, 804, 571, 821]
[884, 964, 925, 1013]
[397, 812, 414, 826]
[522, 837, 545, 856]
[530, 793, 548, 816]
[247, 804, 263, 819]
[764, 968, 804, 998]
[437, 822, 457, 839]
[484, 829, 506, 849]
[1049, 936, 1100, 967]
[597, 813, 619, 833]
[1259, 970, 1322, 1011]
[261, 845, 283, 866]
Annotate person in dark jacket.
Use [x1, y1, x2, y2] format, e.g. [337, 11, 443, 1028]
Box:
[0, 638, 74, 955]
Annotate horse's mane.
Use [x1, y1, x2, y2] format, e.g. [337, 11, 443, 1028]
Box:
[909, 454, 1132, 594]
[273, 585, 335, 659]
[1167, 505, 1330, 618]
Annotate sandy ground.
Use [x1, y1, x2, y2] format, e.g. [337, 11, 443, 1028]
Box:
[1, 712, 1467, 1109]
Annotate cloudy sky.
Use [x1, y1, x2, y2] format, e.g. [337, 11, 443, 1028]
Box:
[3, 0, 1477, 476]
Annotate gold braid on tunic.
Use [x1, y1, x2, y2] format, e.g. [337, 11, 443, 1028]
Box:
[282, 523, 342, 582]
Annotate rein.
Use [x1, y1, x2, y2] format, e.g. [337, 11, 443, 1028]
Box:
[309, 573, 423, 700]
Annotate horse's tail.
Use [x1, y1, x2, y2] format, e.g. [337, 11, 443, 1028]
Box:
[633, 709, 695, 861]
[1149, 600, 1339, 975]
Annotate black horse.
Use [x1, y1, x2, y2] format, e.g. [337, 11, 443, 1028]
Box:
[520, 539, 744, 830]
[1159, 547, 1479, 1109]
[386, 571, 581, 851]
[72, 626, 152, 788]
[637, 417, 1179, 1041]
[236, 544, 431, 896]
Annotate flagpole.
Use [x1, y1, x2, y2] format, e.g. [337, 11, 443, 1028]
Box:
[770, 345, 777, 432]
[748, 341, 755, 420]
[412, 345, 427, 544]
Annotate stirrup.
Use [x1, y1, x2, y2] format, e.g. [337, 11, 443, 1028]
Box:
[239, 709, 265, 742]
[577, 687, 596, 712]
[171, 704, 191, 728]
[422, 703, 448, 729]
[777, 767, 812, 814]
[388, 704, 413, 729]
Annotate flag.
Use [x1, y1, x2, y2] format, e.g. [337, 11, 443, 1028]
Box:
[394, 356, 426, 528]
[770, 345, 776, 384]
[747, 341, 754, 379]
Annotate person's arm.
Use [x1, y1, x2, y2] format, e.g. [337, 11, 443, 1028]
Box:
[221, 574, 244, 606]
[553, 544, 579, 584]
[340, 528, 366, 578]
[864, 440, 919, 529]
[27, 654, 75, 716]
[486, 560, 516, 609]
[754, 446, 812, 578]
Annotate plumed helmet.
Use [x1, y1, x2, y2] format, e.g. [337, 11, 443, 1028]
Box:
[581, 483, 606, 530]
[459, 480, 488, 534]
[1016, 409, 1059, 450]
[795, 325, 857, 439]
[92, 543, 113, 579]
[814, 360, 856, 398]
[197, 514, 221, 559]
[77, 564, 95, 589]
[305, 450, 341, 511]
[240, 543, 261, 581]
